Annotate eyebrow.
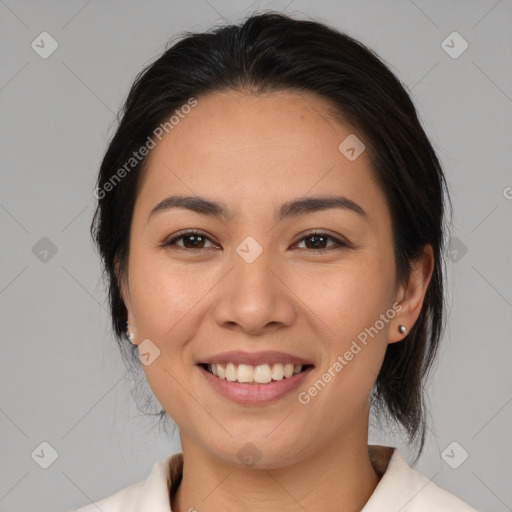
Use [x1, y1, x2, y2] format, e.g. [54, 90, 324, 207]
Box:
[147, 194, 368, 224]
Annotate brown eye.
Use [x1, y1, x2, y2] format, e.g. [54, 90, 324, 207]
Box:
[163, 231, 216, 252]
[179, 233, 207, 249]
[295, 231, 348, 253]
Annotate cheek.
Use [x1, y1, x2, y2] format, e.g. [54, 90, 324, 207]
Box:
[292, 253, 395, 338]
[296, 254, 395, 394]
[128, 251, 205, 339]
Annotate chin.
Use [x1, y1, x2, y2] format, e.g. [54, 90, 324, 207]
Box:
[204, 433, 310, 470]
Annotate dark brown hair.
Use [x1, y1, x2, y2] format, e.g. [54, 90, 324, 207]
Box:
[91, 11, 452, 461]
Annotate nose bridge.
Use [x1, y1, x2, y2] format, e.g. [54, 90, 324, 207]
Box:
[232, 235, 277, 302]
[212, 234, 295, 333]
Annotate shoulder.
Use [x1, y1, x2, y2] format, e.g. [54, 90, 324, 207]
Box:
[364, 446, 480, 512]
[72, 481, 145, 512]
[69, 453, 183, 512]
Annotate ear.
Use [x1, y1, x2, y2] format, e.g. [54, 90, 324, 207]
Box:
[389, 244, 434, 344]
[115, 259, 137, 343]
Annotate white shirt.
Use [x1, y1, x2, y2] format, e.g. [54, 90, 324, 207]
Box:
[72, 445, 480, 511]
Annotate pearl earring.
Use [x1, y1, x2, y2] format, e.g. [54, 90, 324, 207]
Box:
[398, 324, 407, 335]
[126, 322, 134, 341]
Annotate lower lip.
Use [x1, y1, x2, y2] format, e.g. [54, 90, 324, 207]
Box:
[198, 364, 314, 405]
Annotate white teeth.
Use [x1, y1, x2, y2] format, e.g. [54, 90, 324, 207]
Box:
[271, 363, 284, 380]
[225, 362, 237, 381]
[283, 363, 295, 378]
[253, 364, 272, 383]
[236, 364, 254, 383]
[207, 362, 305, 384]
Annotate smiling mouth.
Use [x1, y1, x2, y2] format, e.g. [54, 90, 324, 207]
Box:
[198, 362, 314, 385]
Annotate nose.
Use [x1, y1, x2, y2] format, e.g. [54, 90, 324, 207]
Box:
[212, 247, 297, 336]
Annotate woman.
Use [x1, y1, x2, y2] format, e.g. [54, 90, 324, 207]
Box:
[76, 11, 479, 512]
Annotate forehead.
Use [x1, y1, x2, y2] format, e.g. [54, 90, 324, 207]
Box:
[136, 90, 389, 223]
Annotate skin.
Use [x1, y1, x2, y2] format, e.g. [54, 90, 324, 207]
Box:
[118, 90, 434, 512]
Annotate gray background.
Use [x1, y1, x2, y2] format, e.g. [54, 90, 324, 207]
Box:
[1, 1, 511, 511]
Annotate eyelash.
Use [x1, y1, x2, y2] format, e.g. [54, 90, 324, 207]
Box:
[161, 230, 349, 254]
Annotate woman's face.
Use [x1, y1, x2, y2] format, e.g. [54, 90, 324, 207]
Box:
[120, 90, 427, 468]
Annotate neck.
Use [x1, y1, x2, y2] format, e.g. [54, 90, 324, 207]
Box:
[171, 415, 382, 512]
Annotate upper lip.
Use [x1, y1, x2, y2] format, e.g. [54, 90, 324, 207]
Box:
[198, 350, 314, 367]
